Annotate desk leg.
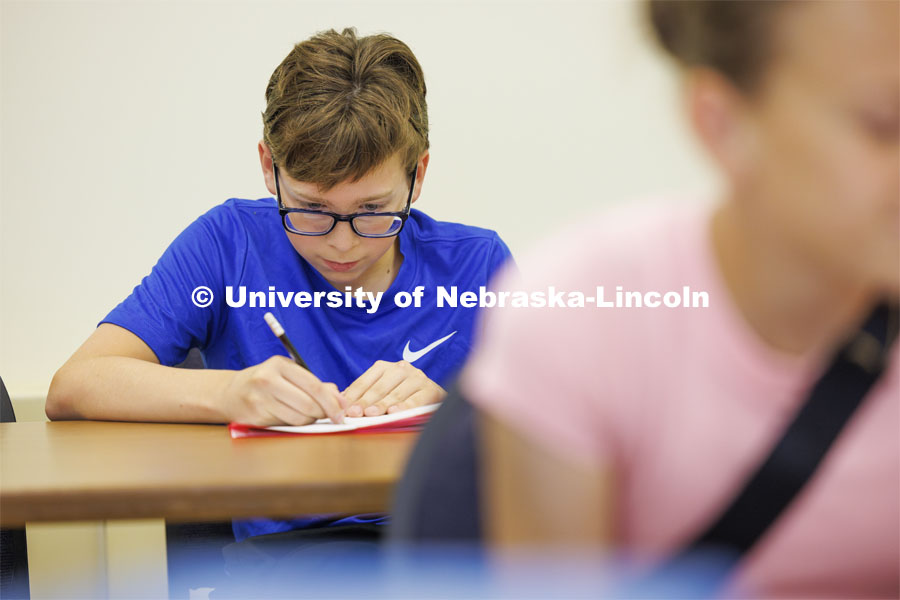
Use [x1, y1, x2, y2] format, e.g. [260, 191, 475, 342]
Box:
[105, 519, 168, 599]
[25, 519, 168, 599]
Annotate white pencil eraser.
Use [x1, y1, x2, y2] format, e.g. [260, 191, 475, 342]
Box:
[263, 312, 285, 337]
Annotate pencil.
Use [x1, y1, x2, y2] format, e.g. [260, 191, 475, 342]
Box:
[263, 312, 310, 370]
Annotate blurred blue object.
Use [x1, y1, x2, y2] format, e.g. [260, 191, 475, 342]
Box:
[194, 540, 734, 598]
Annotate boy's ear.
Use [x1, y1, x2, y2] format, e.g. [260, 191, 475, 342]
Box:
[258, 140, 277, 196]
[685, 69, 758, 187]
[411, 151, 430, 205]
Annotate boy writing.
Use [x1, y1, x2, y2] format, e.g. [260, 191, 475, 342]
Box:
[46, 27, 511, 541]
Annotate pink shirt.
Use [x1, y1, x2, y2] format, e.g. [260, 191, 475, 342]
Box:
[462, 201, 899, 598]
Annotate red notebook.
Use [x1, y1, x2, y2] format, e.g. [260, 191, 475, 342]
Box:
[229, 403, 439, 439]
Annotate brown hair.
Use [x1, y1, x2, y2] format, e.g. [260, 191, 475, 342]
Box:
[647, 1, 787, 91]
[263, 27, 429, 190]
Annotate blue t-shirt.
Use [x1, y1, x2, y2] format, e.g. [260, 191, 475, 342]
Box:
[101, 197, 512, 541]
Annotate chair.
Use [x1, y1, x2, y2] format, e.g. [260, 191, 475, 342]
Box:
[1, 376, 31, 599]
[389, 383, 482, 543]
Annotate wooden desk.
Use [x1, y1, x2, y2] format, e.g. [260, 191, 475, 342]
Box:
[0, 421, 418, 598]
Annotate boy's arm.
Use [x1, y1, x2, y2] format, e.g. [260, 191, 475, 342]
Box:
[46, 323, 346, 425]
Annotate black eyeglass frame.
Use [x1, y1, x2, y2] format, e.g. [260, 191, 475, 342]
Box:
[274, 162, 418, 238]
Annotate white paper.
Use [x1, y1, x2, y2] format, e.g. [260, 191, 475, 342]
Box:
[263, 403, 440, 434]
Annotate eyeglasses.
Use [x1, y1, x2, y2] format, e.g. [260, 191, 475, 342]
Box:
[274, 163, 417, 238]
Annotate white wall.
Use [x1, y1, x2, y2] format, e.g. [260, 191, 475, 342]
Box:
[0, 0, 716, 400]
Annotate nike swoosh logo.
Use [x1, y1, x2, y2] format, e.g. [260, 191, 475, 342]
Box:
[402, 331, 457, 364]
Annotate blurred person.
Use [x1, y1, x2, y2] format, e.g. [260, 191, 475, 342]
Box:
[462, 1, 899, 597]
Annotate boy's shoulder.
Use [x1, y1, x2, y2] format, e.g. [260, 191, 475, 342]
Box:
[186, 197, 280, 243]
[407, 208, 504, 245]
[200, 197, 279, 224]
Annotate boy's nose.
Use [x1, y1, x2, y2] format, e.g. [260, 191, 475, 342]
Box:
[327, 220, 357, 252]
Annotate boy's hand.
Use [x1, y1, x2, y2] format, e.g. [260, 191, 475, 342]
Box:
[342, 360, 446, 417]
[221, 355, 346, 426]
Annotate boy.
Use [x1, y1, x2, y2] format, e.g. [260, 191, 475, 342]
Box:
[46, 27, 511, 542]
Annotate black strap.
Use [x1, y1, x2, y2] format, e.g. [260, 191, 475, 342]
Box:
[633, 303, 900, 598]
[686, 303, 897, 560]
